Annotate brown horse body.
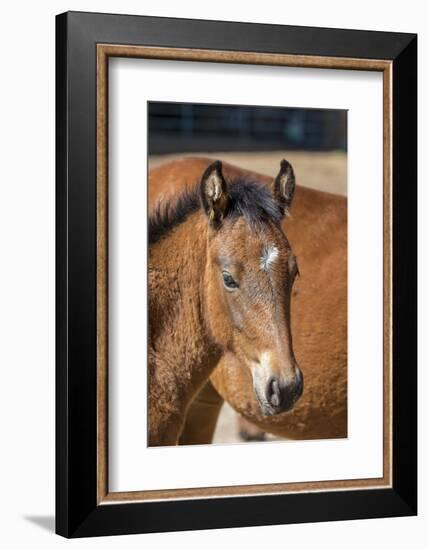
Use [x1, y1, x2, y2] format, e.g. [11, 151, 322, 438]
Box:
[149, 157, 347, 444]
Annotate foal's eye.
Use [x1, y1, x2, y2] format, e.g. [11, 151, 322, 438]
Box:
[222, 271, 239, 290]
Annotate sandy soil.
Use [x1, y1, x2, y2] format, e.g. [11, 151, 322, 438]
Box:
[149, 150, 347, 444]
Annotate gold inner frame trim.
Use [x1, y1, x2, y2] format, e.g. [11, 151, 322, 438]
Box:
[96, 43, 393, 505]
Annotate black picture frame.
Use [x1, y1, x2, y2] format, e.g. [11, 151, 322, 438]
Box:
[56, 11, 417, 538]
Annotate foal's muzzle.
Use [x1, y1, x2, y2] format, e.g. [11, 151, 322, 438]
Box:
[261, 368, 303, 415]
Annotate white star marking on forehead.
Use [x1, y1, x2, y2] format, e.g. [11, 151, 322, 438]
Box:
[260, 246, 279, 271]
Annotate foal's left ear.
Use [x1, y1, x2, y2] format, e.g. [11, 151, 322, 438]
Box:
[273, 159, 296, 216]
[200, 160, 230, 227]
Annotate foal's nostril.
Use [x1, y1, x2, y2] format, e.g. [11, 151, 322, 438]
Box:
[266, 377, 282, 408]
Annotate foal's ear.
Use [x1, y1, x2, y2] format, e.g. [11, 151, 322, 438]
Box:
[200, 161, 230, 226]
[272, 159, 296, 216]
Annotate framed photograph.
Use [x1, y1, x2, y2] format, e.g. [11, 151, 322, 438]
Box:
[56, 11, 417, 537]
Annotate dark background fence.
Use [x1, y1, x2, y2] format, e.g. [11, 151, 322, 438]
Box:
[148, 102, 347, 155]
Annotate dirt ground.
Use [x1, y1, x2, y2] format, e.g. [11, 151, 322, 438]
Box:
[149, 150, 347, 444]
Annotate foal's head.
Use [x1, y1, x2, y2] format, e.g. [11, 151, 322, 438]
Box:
[200, 160, 303, 416]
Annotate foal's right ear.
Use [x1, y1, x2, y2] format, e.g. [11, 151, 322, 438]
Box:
[200, 161, 230, 227]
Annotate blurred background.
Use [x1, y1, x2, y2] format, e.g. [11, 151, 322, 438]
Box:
[148, 102, 347, 443]
[149, 102, 347, 196]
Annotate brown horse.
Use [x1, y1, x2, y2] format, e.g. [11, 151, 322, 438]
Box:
[148, 159, 303, 445]
[149, 157, 347, 444]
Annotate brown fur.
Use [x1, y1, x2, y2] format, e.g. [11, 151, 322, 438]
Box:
[148, 208, 223, 445]
[149, 157, 347, 443]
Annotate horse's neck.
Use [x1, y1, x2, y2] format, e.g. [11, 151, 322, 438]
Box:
[148, 211, 220, 402]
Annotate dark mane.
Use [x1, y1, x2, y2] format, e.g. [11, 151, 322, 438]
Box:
[149, 177, 283, 245]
